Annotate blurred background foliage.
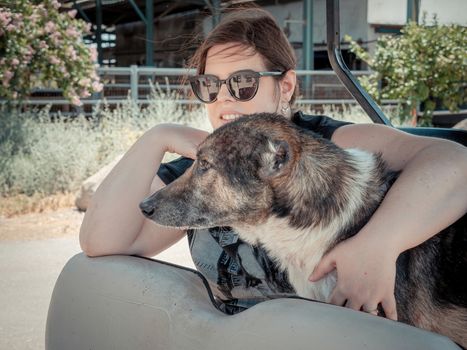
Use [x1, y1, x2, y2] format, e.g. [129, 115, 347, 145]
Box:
[346, 15, 467, 126]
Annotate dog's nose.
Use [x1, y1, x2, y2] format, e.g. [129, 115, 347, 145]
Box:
[139, 200, 155, 218]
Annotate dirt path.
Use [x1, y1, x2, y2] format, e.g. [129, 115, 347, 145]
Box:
[0, 207, 84, 242]
[0, 207, 193, 350]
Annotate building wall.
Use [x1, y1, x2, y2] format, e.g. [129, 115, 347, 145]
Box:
[202, 0, 368, 70]
[420, 0, 467, 25]
[115, 10, 202, 67]
[113, 0, 465, 67]
[203, 0, 368, 45]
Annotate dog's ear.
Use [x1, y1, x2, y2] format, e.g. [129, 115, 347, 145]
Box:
[259, 140, 290, 178]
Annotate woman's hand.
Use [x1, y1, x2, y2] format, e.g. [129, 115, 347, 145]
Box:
[154, 124, 210, 160]
[309, 234, 399, 320]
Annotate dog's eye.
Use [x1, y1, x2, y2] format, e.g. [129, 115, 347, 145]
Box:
[197, 159, 211, 173]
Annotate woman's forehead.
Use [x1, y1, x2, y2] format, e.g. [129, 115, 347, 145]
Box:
[205, 43, 267, 74]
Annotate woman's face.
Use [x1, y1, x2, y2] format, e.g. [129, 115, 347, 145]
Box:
[203, 43, 295, 130]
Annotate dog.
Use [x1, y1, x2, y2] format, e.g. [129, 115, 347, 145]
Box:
[140, 113, 466, 346]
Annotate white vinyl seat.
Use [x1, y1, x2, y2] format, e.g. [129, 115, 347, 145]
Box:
[46, 253, 461, 350]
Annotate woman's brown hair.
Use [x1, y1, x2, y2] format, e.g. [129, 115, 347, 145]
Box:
[189, 7, 298, 105]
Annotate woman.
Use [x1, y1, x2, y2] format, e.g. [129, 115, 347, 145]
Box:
[79, 8, 467, 318]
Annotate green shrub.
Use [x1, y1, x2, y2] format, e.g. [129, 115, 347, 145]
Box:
[0, 0, 102, 105]
[346, 15, 467, 126]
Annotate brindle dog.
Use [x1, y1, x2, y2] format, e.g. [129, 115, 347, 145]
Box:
[140, 113, 466, 347]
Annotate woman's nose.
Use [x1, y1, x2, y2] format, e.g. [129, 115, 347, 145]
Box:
[215, 82, 235, 102]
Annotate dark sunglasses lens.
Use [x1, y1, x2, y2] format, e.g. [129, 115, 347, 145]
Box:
[191, 76, 219, 103]
[228, 72, 258, 101]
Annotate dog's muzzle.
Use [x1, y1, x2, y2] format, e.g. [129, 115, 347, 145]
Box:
[139, 199, 155, 218]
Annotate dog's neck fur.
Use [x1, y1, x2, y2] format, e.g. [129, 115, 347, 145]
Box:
[235, 140, 392, 301]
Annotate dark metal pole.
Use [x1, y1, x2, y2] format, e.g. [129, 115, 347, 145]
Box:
[303, 0, 313, 70]
[73, 0, 91, 22]
[146, 0, 154, 66]
[407, 0, 420, 23]
[96, 0, 103, 65]
[326, 0, 391, 125]
[303, 0, 313, 96]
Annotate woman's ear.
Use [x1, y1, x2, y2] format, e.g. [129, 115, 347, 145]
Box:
[280, 70, 297, 103]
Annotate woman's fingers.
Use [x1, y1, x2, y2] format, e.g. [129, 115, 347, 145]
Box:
[362, 303, 380, 316]
[344, 298, 362, 311]
[381, 296, 398, 321]
[328, 288, 347, 306]
[309, 253, 336, 282]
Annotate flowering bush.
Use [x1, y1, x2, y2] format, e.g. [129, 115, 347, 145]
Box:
[346, 15, 467, 126]
[0, 0, 103, 105]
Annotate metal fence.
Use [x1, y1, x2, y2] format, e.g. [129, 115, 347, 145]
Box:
[18, 65, 399, 109]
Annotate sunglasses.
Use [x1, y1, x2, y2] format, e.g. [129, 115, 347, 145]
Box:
[189, 69, 285, 103]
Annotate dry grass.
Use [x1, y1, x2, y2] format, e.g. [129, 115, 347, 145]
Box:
[0, 91, 401, 219]
[0, 192, 76, 218]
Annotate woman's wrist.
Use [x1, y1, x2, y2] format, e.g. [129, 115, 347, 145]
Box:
[146, 123, 176, 154]
[354, 224, 402, 262]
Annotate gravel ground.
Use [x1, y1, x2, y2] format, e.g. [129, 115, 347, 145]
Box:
[0, 207, 193, 350]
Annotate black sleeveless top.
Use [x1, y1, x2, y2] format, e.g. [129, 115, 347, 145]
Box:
[157, 111, 351, 314]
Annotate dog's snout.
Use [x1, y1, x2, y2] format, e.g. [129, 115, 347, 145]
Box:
[139, 200, 155, 218]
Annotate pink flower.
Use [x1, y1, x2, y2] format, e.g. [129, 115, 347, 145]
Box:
[11, 58, 19, 66]
[51, 32, 61, 46]
[66, 28, 79, 38]
[6, 24, 15, 32]
[68, 10, 77, 18]
[49, 56, 60, 65]
[66, 46, 78, 60]
[51, 0, 61, 9]
[79, 78, 91, 86]
[45, 21, 55, 33]
[4, 71, 13, 80]
[79, 90, 91, 98]
[3, 71, 13, 87]
[92, 81, 104, 92]
[39, 41, 48, 49]
[12, 13, 23, 22]
[0, 11, 11, 26]
[90, 47, 98, 61]
[70, 95, 82, 106]
[30, 13, 40, 24]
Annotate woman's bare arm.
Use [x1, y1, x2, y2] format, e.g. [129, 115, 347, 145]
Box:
[79, 124, 209, 258]
[310, 124, 467, 319]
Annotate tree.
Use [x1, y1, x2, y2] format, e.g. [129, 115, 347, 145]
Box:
[0, 0, 103, 106]
[346, 15, 466, 126]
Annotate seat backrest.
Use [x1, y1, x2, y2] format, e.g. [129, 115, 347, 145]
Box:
[398, 127, 467, 146]
[46, 253, 461, 350]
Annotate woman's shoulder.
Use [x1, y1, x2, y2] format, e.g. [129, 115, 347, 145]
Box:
[292, 110, 352, 140]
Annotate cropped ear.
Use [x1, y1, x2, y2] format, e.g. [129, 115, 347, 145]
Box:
[259, 140, 290, 178]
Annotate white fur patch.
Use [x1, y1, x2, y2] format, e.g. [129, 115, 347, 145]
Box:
[236, 217, 337, 301]
[234, 148, 378, 302]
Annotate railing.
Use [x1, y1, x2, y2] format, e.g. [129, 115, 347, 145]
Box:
[17, 65, 400, 108]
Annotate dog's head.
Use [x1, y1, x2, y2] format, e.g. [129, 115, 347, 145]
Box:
[140, 113, 304, 229]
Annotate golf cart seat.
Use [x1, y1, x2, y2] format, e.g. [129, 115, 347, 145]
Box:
[46, 253, 461, 350]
